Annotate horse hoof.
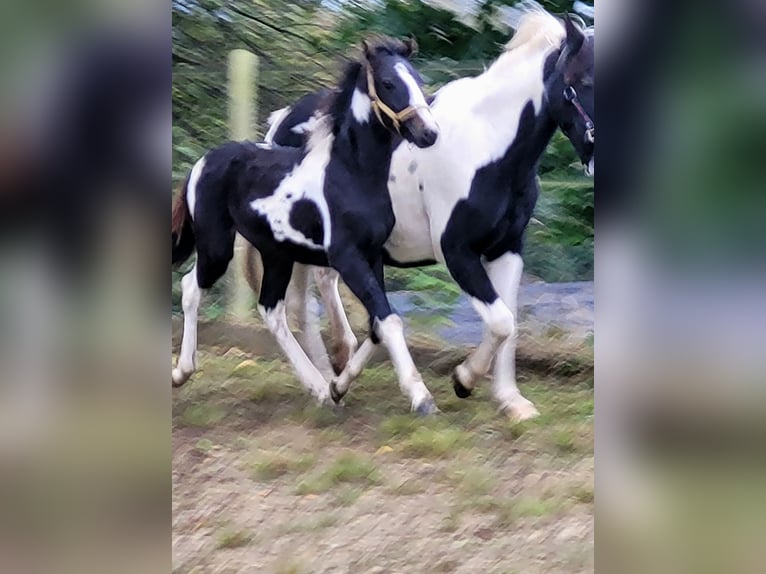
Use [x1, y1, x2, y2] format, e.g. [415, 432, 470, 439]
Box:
[172, 369, 189, 388]
[329, 381, 346, 405]
[504, 399, 540, 422]
[452, 372, 472, 399]
[414, 397, 440, 416]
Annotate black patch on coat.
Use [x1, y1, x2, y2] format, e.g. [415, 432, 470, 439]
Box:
[289, 199, 324, 246]
[270, 88, 334, 148]
[439, 98, 558, 303]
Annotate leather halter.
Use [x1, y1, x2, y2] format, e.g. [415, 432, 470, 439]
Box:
[365, 64, 427, 134]
[564, 85, 594, 143]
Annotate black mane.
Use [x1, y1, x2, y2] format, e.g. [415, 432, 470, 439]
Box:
[327, 61, 363, 136]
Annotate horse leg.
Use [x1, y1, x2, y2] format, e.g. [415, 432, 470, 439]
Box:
[328, 250, 436, 414]
[287, 264, 335, 379]
[441, 240, 515, 397]
[330, 337, 377, 402]
[172, 264, 202, 387]
[314, 267, 358, 374]
[487, 252, 538, 421]
[259, 256, 330, 404]
[172, 233, 234, 387]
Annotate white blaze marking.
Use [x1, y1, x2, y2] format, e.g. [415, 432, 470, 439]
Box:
[393, 62, 439, 133]
[351, 89, 371, 123]
[186, 156, 206, 221]
[586, 157, 594, 177]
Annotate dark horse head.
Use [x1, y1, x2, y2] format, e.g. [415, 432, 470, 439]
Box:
[546, 18, 594, 176]
[358, 37, 439, 148]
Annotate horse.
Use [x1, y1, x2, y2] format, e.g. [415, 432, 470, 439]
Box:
[171, 37, 442, 414]
[246, 5, 594, 421]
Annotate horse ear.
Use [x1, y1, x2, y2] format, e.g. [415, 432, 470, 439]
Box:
[362, 39, 373, 61]
[564, 15, 585, 55]
[402, 37, 418, 58]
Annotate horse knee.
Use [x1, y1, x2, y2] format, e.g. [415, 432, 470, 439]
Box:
[473, 298, 515, 339]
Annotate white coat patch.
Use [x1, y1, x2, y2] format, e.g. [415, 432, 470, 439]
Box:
[351, 89, 371, 123]
[250, 132, 334, 250]
[187, 156, 206, 221]
[291, 114, 320, 135]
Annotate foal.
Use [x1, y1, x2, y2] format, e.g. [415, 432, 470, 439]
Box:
[171, 38, 440, 413]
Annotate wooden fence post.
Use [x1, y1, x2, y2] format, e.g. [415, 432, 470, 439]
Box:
[227, 49, 259, 321]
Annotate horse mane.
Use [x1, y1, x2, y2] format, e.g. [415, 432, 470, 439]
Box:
[502, 1, 566, 54]
[327, 60, 364, 136]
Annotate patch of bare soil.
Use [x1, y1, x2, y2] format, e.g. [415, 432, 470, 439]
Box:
[172, 350, 594, 574]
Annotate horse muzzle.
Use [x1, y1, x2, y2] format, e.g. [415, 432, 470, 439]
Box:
[403, 116, 438, 148]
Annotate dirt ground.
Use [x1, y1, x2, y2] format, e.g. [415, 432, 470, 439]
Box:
[172, 332, 594, 574]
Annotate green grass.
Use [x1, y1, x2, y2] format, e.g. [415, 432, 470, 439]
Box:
[179, 403, 227, 428]
[216, 528, 253, 549]
[251, 450, 316, 481]
[194, 438, 215, 454]
[399, 426, 474, 459]
[295, 453, 381, 495]
[570, 484, 594, 504]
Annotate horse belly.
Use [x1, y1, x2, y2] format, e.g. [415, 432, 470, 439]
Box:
[384, 155, 435, 264]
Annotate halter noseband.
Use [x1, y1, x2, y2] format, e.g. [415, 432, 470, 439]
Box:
[365, 64, 427, 134]
[563, 85, 594, 143]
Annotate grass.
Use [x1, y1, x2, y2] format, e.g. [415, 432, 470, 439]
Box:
[216, 528, 253, 549]
[251, 450, 316, 481]
[571, 484, 594, 504]
[399, 426, 474, 458]
[179, 403, 227, 428]
[295, 452, 381, 495]
[333, 486, 363, 506]
[173, 347, 594, 573]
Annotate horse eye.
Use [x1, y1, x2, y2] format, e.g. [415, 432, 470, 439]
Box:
[382, 80, 395, 90]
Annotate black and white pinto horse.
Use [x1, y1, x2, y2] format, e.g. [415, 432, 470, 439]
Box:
[248, 6, 595, 421]
[171, 37, 441, 413]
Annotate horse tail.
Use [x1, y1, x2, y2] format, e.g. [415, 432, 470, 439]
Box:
[171, 171, 195, 266]
[243, 241, 264, 300]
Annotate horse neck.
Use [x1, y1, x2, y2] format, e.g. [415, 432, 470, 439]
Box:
[473, 44, 560, 177]
[332, 78, 394, 179]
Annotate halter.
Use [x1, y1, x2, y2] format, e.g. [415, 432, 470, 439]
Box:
[563, 86, 594, 143]
[365, 64, 427, 134]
